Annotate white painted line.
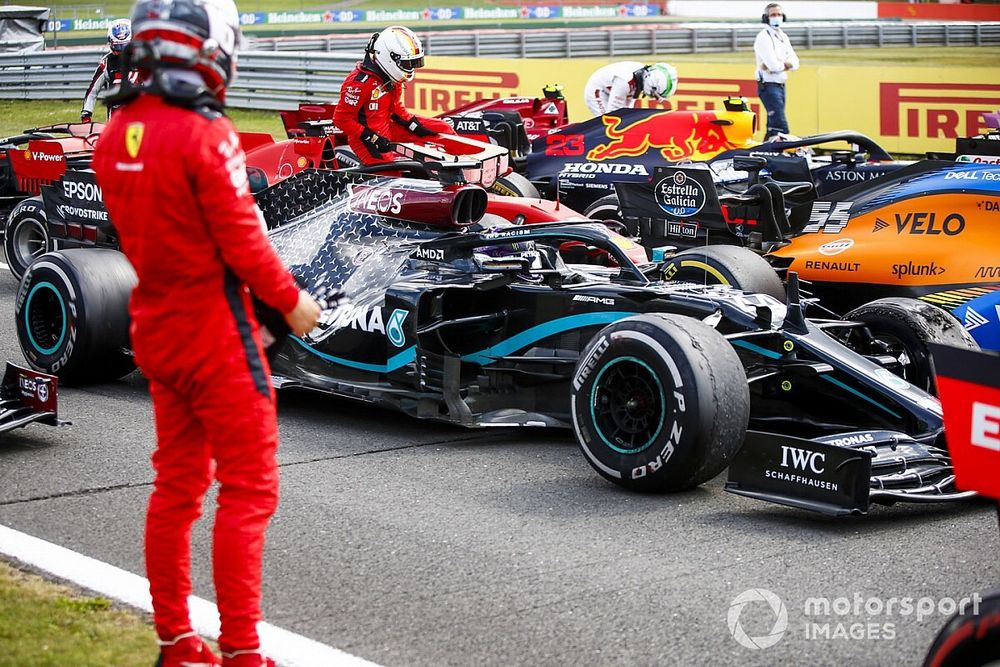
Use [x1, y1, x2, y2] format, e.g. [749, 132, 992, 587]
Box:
[0, 261, 9, 271]
[0, 524, 380, 667]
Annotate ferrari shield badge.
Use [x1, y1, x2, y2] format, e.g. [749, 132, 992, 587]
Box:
[125, 122, 145, 159]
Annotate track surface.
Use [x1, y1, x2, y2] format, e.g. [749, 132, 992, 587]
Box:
[0, 272, 996, 666]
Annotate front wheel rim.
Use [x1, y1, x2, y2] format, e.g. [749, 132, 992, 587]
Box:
[590, 356, 667, 455]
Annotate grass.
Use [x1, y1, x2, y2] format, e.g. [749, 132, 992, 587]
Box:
[0, 99, 286, 140]
[670, 46, 1000, 67]
[0, 559, 159, 667]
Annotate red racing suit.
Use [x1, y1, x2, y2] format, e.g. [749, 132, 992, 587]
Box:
[333, 59, 453, 165]
[92, 94, 300, 655]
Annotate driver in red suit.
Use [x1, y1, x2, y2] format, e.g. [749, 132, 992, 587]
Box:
[334, 25, 453, 165]
[91, 0, 320, 665]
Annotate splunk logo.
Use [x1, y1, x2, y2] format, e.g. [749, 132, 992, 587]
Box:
[880, 82, 1000, 139]
[318, 304, 409, 347]
[401, 69, 520, 114]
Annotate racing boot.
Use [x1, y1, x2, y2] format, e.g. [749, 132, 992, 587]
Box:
[221, 648, 275, 666]
[154, 631, 221, 667]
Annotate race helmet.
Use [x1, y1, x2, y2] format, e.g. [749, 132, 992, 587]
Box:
[368, 26, 425, 83]
[641, 63, 678, 100]
[107, 19, 131, 53]
[129, 0, 243, 100]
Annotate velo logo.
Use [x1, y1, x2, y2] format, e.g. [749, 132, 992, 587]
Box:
[728, 588, 788, 650]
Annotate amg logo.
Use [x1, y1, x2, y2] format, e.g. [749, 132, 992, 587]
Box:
[780, 445, 826, 474]
[560, 163, 649, 175]
[572, 295, 615, 305]
[414, 247, 445, 261]
[804, 260, 860, 272]
[975, 266, 1000, 279]
[880, 82, 1000, 139]
[802, 201, 853, 234]
[825, 433, 876, 447]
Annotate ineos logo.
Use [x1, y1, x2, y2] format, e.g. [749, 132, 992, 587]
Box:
[780, 445, 825, 474]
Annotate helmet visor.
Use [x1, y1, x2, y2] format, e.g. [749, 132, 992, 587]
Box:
[396, 53, 424, 73]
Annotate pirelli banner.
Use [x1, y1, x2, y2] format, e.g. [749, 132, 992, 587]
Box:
[414, 57, 1000, 154]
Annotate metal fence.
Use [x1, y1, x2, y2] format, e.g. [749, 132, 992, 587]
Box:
[248, 21, 1000, 56]
[0, 49, 359, 110]
[1, 21, 997, 111]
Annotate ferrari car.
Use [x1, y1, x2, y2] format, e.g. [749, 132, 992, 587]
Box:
[14, 159, 976, 515]
[0, 121, 105, 279]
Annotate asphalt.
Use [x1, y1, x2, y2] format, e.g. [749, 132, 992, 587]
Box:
[0, 270, 997, 667]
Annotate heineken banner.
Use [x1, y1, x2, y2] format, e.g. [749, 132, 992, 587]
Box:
[45, 4, 658, 31]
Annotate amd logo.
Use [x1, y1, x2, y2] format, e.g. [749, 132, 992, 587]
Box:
[972, 402, 1000, 452]
[415, 246, 444, 261]
[780, 445, 826, 474]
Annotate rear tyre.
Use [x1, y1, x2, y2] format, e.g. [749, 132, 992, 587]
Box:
[660, 245, 786, 302]
[4, 197, 53, 280]
[571, 314, 750, 492]
[489, 172, 540, 199]
[16, 249, 136, 384]
[844, 297, 978, 395]
[583, 194, 622, 222]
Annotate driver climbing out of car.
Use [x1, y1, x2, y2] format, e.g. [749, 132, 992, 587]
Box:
[91, 0, 321, 665]
[583, 61, 679, 117]
[81, 19, 138, 122]
[333, 25, 454, 165]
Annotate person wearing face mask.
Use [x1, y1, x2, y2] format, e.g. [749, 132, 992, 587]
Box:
[754, 3, 799, 138]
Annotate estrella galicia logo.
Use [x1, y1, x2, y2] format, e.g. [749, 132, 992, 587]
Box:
[654, 170, 707, 218]
[386, 309, 408, 348]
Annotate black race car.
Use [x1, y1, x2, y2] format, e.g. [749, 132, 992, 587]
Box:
[15, 168, 974, 515]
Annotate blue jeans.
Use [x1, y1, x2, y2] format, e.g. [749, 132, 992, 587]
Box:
[758, 82, 788, 138]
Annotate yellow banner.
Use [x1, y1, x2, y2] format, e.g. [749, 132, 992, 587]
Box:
[412, 56, 1000, 154]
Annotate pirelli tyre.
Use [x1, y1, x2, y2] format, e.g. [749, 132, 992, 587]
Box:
[571, 313, 750, 492]
[922, 589, 1000, 667]
[16, 249, 136, 384]
[4, 197, 54, 280]
[844, 297, 978, 395]
[583, 194, 622, 222]
[489, 172, 540, 199]
[660, 245, 786, 302]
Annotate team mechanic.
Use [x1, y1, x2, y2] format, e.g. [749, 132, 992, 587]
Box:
[92, 0, 321, 665]
[333, 25, 454, 166]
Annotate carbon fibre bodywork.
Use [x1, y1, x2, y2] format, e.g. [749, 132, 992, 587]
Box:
[255, 170, 968, 514]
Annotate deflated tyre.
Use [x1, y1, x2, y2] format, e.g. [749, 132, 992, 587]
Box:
[571, 313, 750, 492]
[16, 249, 136, 384]
[844, 296, 978, 395]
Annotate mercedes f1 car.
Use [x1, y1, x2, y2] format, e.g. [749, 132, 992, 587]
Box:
[14, 156, 976, 515]
[0, 363, 63, 435]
